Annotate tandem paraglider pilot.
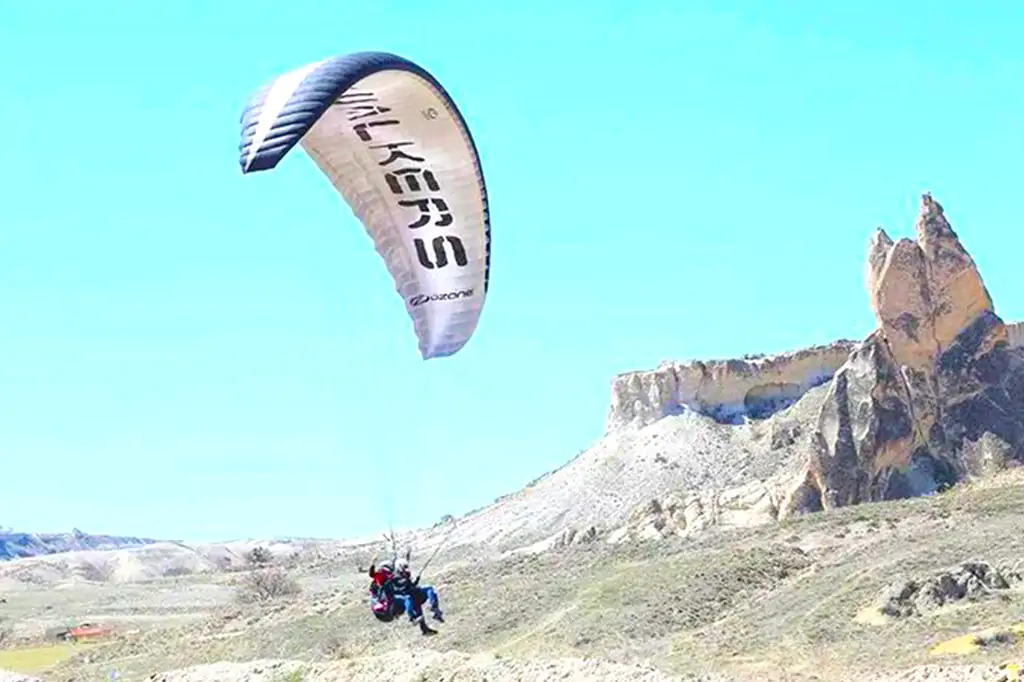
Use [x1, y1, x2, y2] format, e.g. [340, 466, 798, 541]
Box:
[367, 556, 445, 636]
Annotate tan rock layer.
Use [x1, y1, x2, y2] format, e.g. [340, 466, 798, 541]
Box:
[606, 341, 856, 431]
[870, 194, 997, 371]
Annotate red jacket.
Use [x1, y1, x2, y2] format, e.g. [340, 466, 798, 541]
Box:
[369, 563, 393, 588]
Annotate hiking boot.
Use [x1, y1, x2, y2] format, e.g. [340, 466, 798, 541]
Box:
[418, 618, 437, 636]
[431, 608, 444, 623]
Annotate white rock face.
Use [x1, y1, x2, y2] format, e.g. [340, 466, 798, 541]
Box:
[609, 479, 786, 543]
[605, 340, 857, 432]
[1009, 321, 1024, 348]
[435, 375, 832, 553]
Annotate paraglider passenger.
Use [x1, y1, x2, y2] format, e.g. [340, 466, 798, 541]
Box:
[368, 560, 393, 592]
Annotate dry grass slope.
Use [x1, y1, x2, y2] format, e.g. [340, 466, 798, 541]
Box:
[0, 473, 1020, 681]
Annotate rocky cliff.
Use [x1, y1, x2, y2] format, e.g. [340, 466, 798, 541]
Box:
[1009, 321, 1024, 348]
[785, 194, 1024, 515]
[606, 341, 857, 431]
[0, 528, 157, 561]
[408, 194, 1020, 553]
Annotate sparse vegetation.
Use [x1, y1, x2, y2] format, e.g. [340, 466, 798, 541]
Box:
[77, 554, 117, 582]
[972, 627, 1020, 648]
[162, 565, 195, 578]
[236, 566, 302, 603]
[0, 449, 1018, 682]
[246, 546, 274, 567]
[0, 476, 1010, 681]
[275, 668, 307, 682]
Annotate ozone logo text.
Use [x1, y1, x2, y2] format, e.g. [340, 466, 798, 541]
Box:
[409, 289, 475, 307]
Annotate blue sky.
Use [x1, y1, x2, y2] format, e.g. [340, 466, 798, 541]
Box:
[1, 1, 1021, 543]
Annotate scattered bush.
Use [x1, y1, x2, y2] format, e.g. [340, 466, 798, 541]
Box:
[162, 565, 194, 578]
[236, 567, 301, 603]
[246, 546, 274, 567]
[78, 555, 117, 582]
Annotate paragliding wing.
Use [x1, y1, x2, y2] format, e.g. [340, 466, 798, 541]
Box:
[238, 52, 490, 359]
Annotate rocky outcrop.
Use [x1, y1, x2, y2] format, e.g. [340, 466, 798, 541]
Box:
[873, 561, 1023, 618]
[606, 341, 857, 431]
[552, 525, 601, 548]
[786, 194, 1024, 515]
[609, 480, 785, 542]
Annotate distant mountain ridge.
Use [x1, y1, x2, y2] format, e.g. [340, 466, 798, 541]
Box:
[0, 528, 158, 561]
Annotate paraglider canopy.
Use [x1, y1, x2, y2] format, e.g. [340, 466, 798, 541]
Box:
[238, 52, 491, 360]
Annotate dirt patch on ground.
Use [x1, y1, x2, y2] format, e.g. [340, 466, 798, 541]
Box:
[0, 671, 41, 682]
[145, 654, 732, 682]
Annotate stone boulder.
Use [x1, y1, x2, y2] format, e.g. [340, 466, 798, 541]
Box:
[552, 525, 600, 548]
[786, 194, 1024, 514]
[874, 561, 1023, 618]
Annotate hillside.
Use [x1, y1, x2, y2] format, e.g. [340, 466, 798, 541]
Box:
[0, 194, 1021, 681]
[0, 531, 157, 562]
[3, 474, 1024, 682]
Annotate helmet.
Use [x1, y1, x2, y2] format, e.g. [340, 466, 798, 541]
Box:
[396, 558, 410, 572]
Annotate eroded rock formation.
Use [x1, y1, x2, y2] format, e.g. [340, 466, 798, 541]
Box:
[609, 480, 786, 542]
[785, 194, 1024, 515]
[606, 341, 857, 431]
